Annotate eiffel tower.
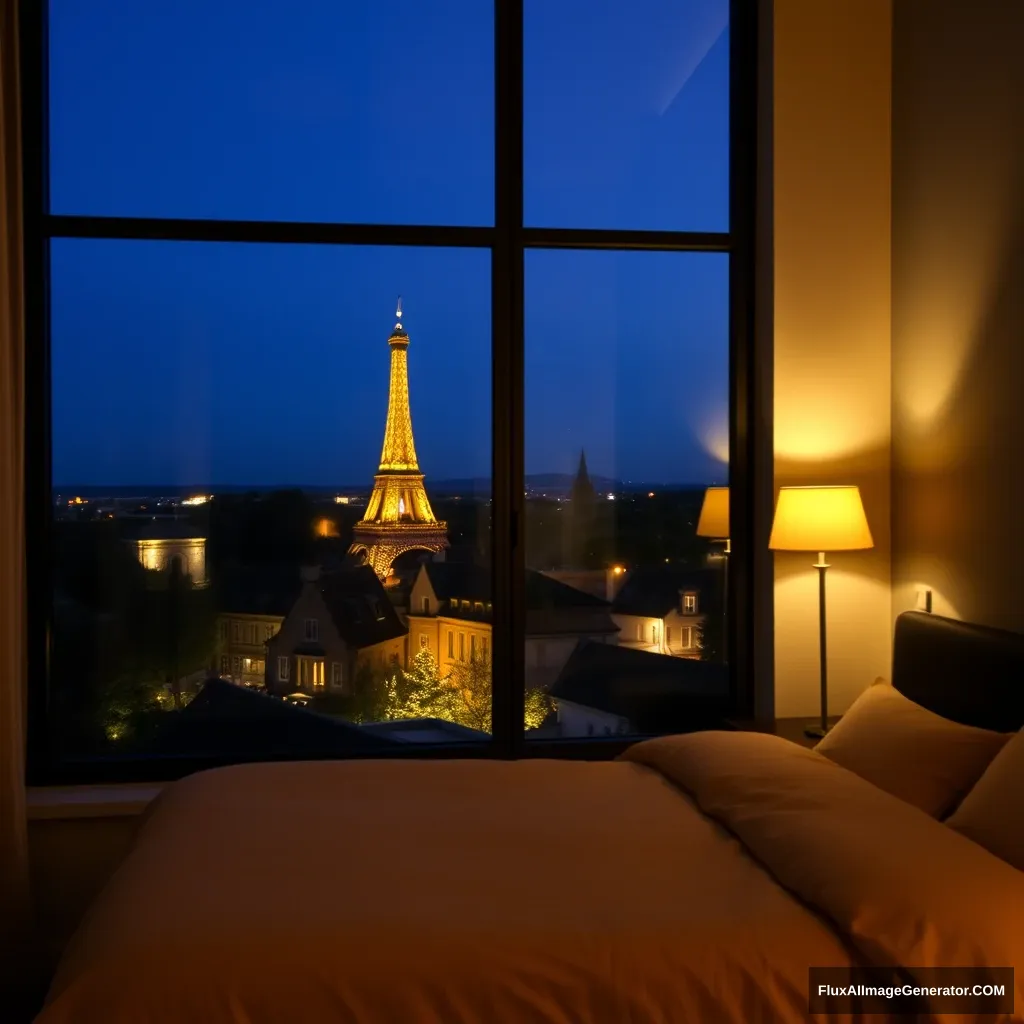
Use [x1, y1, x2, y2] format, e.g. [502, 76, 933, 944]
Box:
[349, 299, 449, 581]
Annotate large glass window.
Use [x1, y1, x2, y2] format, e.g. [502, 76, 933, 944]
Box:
[524, 0, 729, 231]
[524, 251, 730, 741]
[47, 241, 491, 762]
[48, 0, 494, 225]
[26, 0, 753, 782]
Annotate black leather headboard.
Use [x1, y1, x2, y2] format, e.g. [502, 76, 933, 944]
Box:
[893, 611, 1024, 732]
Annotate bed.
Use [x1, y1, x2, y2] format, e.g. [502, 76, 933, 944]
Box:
[35, 612, 1024, 1023]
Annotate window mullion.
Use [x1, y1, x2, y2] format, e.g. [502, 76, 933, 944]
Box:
[490, 0, 525, 760]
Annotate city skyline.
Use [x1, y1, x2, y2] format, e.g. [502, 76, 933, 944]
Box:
[51, 247, 729, 488]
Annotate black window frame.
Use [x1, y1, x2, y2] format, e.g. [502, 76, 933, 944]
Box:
[22, 0, 761, 784]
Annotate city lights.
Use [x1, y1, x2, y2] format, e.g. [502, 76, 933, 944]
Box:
[314, 518, 339, 538]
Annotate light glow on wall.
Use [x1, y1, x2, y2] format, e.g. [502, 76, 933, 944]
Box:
[898, 576, 962, 623]
[894, 172, 1019, 438]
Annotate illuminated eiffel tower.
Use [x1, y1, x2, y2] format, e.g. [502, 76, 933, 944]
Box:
[349, 299, 449, 581]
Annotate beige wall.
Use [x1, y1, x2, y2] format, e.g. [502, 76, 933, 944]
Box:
[891, 0, 1024, 630]
[611, 612, 701, 657]
[356, 634, 407, 674]
[773, 0, 892, 716]
[428, 616, 491, 676]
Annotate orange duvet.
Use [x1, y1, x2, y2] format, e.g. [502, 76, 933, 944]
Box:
[38, 732, 1024, 1023]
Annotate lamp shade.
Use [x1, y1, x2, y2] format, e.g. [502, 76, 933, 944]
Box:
[696, 486, 730, 538]
[769, 486, 873, 552]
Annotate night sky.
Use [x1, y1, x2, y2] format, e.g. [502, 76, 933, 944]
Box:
[49, 0, 730, 488]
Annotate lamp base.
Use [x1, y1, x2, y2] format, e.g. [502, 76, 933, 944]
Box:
[803, 723, 832, 740]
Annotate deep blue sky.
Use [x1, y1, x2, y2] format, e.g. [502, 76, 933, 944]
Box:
[49, 0, 730, 488]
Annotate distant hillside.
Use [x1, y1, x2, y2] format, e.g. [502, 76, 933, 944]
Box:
[520, 472, 619, 493]
[55, 475, 712, 499]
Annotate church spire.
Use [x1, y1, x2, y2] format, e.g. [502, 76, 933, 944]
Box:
[576, 449, 589, 483]
[571, 448, 597, 505]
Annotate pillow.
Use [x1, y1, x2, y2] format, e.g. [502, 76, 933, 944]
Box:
[947, 728, 1024, 870]
[814, 682, 1011, 817]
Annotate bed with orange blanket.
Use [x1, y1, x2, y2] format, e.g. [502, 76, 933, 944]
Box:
[35, 613, 1024, 1024]
[35, 734, 1024, 1024]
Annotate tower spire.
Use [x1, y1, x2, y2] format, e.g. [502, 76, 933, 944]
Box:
[571, 448, 597, 504]
[379, 300, 416, 471]
[348, 304, 449, 581]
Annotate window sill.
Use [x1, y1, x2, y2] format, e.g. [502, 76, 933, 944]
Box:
[27, 783, 164, 821]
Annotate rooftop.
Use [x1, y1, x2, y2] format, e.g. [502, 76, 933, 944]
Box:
[146, 678, 399, 757]
[317, 565, 408, 649]
[361, 718, 489, 744]
[610, 565, 721, 618]
[550, 641, 730, 734]
[421, 562, 610, 613]
[216, 562, 304, 618]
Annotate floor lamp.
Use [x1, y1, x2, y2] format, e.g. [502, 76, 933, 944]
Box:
[768, 486, 873, 738]
[696, 486, 729, 662]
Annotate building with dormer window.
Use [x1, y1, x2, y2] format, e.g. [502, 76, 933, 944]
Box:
[609, 566, 720, 659]
[265, 565, 407, 696]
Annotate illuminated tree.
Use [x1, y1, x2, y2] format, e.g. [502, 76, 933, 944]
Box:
[524, 687, 554, 730]
[436, 653, 493, 733]
[380, 649, 553, 734]
[382, 649, 445, 721]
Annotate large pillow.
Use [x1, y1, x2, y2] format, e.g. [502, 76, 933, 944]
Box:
[946, 727, 1024, 871]
[814, 682, 1010, 817]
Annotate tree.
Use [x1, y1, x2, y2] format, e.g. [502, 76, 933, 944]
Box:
[524, 687, 554, 730]
[85, 566, 215, 745]
[436, 654, 493, 733]
[377, 650, 553, 734]
[95, 672, 168, 744]
[130, 565, 217, 699]
[696, 610, 726, 664]
[381, 649, 447, 721]
[344, 660, 396, 724]
[333, 647, 554, 733]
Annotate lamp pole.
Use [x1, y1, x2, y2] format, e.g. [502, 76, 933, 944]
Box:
[806, 551, 830, 738]
[722, 538, 730, 665]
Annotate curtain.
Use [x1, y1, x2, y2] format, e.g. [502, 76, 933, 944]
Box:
[0, 0, 30, 991]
